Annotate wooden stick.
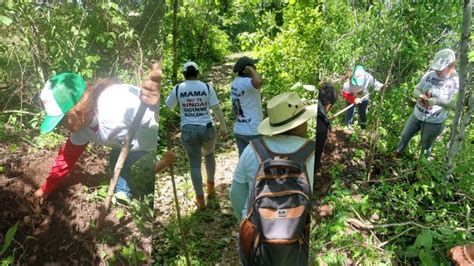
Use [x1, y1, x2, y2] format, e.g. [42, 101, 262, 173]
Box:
[331, 93, 371, 118]
[97, 61, 161, 230]
[366, 40, 404, 181]
[347, 218, 430, 230]
[167, 124, 191, 266]
[97, 103, 148, 228]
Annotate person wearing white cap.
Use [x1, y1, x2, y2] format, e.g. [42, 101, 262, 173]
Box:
[165, 61, 228, 209]
[342, 65, 383, 129]
[230, 92, 315, 220]
[395, 48, 459, 158]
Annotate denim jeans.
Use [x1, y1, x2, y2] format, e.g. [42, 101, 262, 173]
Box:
[344, 99, 369, 129]
[235, 133, 260, 157]
[181, 124, 217, 197]
[396, 113, 445, 158]
[109, 148, 149, 197]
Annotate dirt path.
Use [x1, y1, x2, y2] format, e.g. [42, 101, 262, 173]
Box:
[154, 53, 243, 264]
[153, 52, 351, 264]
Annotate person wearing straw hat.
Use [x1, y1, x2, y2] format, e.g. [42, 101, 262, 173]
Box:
[231, 56, 264, 156]
[395, 48, 459, 159]
[34, 65, 161, 202]
[230, 92, 316, 220]
[165, 61, 228, 210]
[342, 65, 383, 129]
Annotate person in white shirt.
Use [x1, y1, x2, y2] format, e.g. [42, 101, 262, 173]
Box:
[341, 65, 383, 129]
[34, 64, 161, 202]
[230, 92, 316, 220]
[231, 56, 263, 156]
[395, 48, 459, 159]
[165, 62, 227, 209]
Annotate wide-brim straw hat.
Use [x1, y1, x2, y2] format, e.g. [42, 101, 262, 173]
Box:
[258, 92, 317, 136]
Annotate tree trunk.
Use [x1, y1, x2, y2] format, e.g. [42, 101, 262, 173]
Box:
[196, 9, 212, 60]
[171, 0, 179, 84]
[445, 0, 472, 179]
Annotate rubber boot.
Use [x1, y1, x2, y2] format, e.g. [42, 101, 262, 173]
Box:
[207, 181, 215, 199]
[195, 195, 206, 210]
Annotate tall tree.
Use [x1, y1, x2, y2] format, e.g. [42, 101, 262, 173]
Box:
[445, 0, 472, 179]
[172, 0, 179, 83]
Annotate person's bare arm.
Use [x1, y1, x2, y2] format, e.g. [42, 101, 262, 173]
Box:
[244, 66, 263, 89]
[211, 104, 228, 137]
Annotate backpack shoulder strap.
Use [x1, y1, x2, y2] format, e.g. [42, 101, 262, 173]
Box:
[250, 138, 274, 164]
[289, 140, 315, 164]
[175, 84, 180, 99]
[206, 83, 210, 94]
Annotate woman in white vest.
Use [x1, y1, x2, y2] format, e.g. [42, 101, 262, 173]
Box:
[165, 62, 228, 209]
[34, 64, 161, 202]
[395, 48, 459, 159]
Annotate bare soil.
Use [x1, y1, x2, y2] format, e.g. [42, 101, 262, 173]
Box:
[0, 141, 152, 264]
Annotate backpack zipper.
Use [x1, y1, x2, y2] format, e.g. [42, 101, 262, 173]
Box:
[255, 190, 310, 201]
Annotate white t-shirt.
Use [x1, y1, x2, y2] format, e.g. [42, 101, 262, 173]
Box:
[413, 70, 459, 123]
[165, 80, 219, 128]
[70, 84, 158, 151]
[343, 72, 382, 99]
[231, 76, 263, 135]
[233, 135, 315, 218]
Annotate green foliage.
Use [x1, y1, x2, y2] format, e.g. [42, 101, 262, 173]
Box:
[34, 132, 66, 150]
[0, 222, 19, 264]
[156, 209, 236, 265]
[129, 194, 154, 234]
[118, 242, 147, 264]
[107, 241, 147, 265]
[251, 1, 461, 102]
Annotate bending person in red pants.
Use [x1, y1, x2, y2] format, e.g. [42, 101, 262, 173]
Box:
[34, 64, 161, 202]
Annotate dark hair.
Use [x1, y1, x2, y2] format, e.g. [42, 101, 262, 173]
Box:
[237, 64, 255, 77]
[318, 82, 338, 106]
[183, 66, 199, 79]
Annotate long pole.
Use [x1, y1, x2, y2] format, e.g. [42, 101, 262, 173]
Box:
[167, 124, 191, 266]
[331, 93, 371, 118]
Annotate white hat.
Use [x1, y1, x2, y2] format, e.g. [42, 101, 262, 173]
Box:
[257, 92, 317, 136]
[431, 49, 456, 71]
[182, 61, 199, 72]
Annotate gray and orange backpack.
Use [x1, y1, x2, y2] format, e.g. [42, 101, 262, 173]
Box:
[239, 137, 315, 266]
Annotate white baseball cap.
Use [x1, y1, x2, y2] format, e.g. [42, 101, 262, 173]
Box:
[431, 49, 456, 71]
[182, 61, 199, 72]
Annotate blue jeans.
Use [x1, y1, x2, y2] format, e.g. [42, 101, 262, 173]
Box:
[235, 133, 260, 157]
[181, 124, 217, 197]
[344, 99, 369, 129]
[109, 148, 149, 197]
[396, 113, 445, 158]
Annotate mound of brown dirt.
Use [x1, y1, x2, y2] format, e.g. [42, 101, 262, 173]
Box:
[0, 142, 148, 264]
